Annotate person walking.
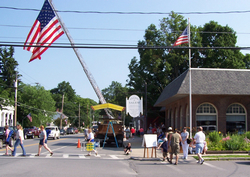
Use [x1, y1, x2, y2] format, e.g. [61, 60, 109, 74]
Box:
[159, 137, 168, 161]
[169, 129, 182, 165]
[4, 125, 13, 155]
[181, 127, 189, 159]
[35, 125, 53, 156]
[12, 125, 26, 156]
[130, 127, 135, 139]
[193, 126, 206, 165]
[87, 129, 98, 156]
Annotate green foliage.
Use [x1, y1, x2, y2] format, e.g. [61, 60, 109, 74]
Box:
[0, 47, 19, 108]
[127, 12, 250, 125]
[208, 131, 222, 144]
[207, 131, 250, 151]
[18, 83, 56, 127]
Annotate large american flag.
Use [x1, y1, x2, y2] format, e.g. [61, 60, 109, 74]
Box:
[24, 0, 64, 62]
[172, 26, 189, 47]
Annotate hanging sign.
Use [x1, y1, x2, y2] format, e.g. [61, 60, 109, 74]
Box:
[126, 95, 143, 117]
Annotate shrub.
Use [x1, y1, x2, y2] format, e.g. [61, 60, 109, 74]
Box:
[208, 131, 222, 144]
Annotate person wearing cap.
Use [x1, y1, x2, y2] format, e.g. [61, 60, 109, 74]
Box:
[169, 129, 182, 165]
[159, 137, 168, 161]
[181, 127, 189, 159]
[166, 127, 173, 162]
[193, 126, 206, 165]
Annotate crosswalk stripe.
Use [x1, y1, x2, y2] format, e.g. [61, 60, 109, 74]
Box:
[110, 155, 119, 159]
[79, 155, 86, 158]
[63, 154, 69, 158]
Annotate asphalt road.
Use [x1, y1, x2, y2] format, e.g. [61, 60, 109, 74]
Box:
[0, 134, 249, 177]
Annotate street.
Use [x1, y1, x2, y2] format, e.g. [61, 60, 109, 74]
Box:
[0, 134, 249, 177]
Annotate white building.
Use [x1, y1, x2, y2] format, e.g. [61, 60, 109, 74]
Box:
[0, 105, 14, 126]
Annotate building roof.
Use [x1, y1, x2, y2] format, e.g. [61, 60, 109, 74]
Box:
[154, 68, 250, 107]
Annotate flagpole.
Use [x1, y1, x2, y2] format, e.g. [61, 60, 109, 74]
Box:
[188, 18, 192, 138]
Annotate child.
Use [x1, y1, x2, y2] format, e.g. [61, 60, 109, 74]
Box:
[203, 141, 208, 155]
[159, 138, 168, 161]
[124, 143, 132, 155]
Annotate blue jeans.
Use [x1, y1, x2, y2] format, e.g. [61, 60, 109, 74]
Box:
[12, 139, 26, 156]
[195, 143, 204, 154]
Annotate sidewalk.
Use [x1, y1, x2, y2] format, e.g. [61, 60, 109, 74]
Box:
[123, 136, 163, 161]
[123, 136, 250, 161]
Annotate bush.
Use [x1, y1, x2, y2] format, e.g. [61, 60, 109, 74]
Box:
[208, 131, 222, 144]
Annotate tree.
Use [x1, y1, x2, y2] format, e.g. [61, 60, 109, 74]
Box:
[75, 95, 99, 128]
[0, 47, 19, 108]
[127, 11, 250, 124]
[18, 83, 56, 127]
[102, 81, 132, 125]
[197, 21, 246, 69]
[50, 81, 78, 125]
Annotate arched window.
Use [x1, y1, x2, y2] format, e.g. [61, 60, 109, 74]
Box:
[175, 108, 178, 129]
[226, 104, 246, 133]
[196, 103, 217, 131]
[179, 107, 183, 129]
[186, 105, 189, 127]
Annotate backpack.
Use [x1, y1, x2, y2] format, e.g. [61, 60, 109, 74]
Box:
[6, 130, 13, 142]
[46, 129, 51, 139]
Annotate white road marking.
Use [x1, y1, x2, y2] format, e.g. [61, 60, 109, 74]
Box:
[110, 155, 119, 159]
[63, 154, 69, 158]
[79, 155, 86, 158]
[203, 162, 226, 171]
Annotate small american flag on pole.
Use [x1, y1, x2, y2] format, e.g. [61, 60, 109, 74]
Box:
[172, 26, 189, 47]
[24, 0, 64, 62]
[27, 113, 32, 122]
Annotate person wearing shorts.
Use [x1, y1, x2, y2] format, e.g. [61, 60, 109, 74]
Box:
[35, 125, 53, 156]
[194, 126, 206, 165]
[169, 130, 182, 165]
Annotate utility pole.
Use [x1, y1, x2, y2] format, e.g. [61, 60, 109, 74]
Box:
[60, 94, 64, 129]
[78, 103, 80, 128]
[14, 75, 18, 126]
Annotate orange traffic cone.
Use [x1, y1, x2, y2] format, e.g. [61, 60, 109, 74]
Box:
[77, 139, 81, 148]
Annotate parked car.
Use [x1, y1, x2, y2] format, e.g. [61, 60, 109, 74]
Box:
[67, 127, 74, 134]
[92, 125, 98, 133]
[46, 126, 60, 140]
[74, 128, 79, 134]
[201, 125, 216, 132]
[24, 127, 40, 138]
[0, 126, 16, 148]
[60, 129, 66, 136]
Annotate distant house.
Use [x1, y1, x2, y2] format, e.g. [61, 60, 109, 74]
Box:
[50, 111, 68, 126]
[154, 68, 250, 134]
[0, 105, 14, 126]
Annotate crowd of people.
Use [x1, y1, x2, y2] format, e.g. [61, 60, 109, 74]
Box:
[124, 123, 207, 165]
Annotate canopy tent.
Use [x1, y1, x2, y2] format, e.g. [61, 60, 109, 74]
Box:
[91, 103, 125, 112]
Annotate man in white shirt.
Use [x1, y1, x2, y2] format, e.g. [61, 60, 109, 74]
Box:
[193, 126, 205, 165]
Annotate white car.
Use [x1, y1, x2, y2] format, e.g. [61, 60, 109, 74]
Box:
[46, 126, 60, 140]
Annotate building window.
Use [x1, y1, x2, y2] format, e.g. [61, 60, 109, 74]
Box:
[196, 103, 217, 130]
[226, 104, 246, 133]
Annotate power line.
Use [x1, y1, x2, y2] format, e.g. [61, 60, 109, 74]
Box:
[1, 43, 250, 50]
[1, 6, 250, 15]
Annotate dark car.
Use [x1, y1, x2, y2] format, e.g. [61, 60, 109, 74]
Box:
[92, 125, 98, 133]
[0, 126, 16, 148]
[60, 129, 66, 136]
[25, 127, 40, 138]
[67, 127, 74, 134]
[23, 128, 35, 139]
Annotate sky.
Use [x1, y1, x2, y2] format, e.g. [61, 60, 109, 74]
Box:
[1, 0, 250, 103]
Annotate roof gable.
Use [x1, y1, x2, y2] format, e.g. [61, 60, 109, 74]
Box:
[154, 68, 250, 107]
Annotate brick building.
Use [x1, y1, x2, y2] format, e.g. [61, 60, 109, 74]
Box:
[154, 68, 250, 134]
